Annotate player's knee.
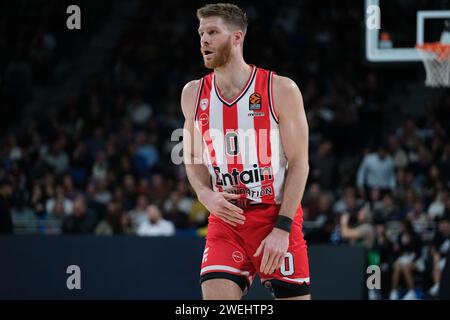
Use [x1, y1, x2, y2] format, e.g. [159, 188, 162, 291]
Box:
[201, 278, 244, 300]
[263, 279, 310, 299]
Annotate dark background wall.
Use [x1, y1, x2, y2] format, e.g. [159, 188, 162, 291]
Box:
[0, 236, 367, 300]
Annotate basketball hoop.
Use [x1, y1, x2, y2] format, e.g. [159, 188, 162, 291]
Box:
[416, 42, 450, 88]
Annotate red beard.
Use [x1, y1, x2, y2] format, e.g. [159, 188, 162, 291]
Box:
[204, 38, 232, 69]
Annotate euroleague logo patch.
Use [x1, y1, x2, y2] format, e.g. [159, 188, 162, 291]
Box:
[198, 113, 209, 126]
[232, 251, 243, 263]
[249, 92, 262, 110]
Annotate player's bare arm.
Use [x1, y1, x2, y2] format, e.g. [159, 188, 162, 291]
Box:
[254, 75, 309, 275]
[181, 80, 245, 227]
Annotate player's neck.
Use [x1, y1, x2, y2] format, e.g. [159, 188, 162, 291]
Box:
[214, 57, 252, 96]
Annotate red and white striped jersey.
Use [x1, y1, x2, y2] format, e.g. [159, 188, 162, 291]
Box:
[194, 65, 287, 205]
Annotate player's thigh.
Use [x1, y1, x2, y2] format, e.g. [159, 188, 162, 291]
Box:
[200, 218, 256, 297]
[201, 278, 243, 300]
[257, 225, 311, 299]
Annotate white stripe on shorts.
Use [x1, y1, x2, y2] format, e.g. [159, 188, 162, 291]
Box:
[200, 265, 250, 277]
[260, 276, 310, 284]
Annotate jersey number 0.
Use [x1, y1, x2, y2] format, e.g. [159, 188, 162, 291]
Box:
[225, 132, 239, 156]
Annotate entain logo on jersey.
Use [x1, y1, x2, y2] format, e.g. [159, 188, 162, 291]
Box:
[232, 186, 274, 199]
[248, 92, 265, 117]
[213, 164, 273, 187]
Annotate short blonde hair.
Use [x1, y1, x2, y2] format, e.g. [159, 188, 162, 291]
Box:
[197, 3, 248, 34]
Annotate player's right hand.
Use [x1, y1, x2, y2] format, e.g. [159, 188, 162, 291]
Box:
[199, 191, 245, 227]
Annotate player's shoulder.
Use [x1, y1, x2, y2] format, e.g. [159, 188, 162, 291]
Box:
[182, 79, 201, 98]
[182, 70, 214, 96]
[271, 74, 301, 94]
[181, 79, 201, 115]
[270, 73, 304, 118]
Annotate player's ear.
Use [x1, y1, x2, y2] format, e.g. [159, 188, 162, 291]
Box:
[233, 30, 244, 47]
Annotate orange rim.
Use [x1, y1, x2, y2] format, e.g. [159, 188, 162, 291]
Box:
[416, 42, 450, 61]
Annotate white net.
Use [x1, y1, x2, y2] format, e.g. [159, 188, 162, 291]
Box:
[416, 43, 450, 88]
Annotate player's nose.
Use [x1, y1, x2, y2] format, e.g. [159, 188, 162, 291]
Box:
[200, 34, 210, 46]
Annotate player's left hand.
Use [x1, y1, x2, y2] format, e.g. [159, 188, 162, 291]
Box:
[254, 228, 289, 275]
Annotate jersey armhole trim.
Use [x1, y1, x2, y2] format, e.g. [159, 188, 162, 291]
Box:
[193, 78, 205, 122]
[268, 71, 279, 124]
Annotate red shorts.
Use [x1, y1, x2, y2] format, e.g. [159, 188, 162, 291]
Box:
[200, 204, 310, 298]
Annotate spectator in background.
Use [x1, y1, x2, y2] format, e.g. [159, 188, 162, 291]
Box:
[305, 192, 335, 243]
[396, 119, 421, 151]
[127, 94, 153, 127]
[439, 143, 450, 186]
[117, 155, 136, 182]
[30, 183, 47, 217]
[62, 195, 97, 234]
[428, 214, 450, 298]
[374, 193, 402, 222]
[44, 198, 66, 234]
[62, 174, 78, 200]
[307, 192, 333, 224]
[311, 140, 337, 191]
[333, 186, 361, 216]
[372, 221, 394, 299]
[369, 188, 384, 213]
[163, 182, 194, 216]
[409, 144, 432, 187]
[148, 173, 169, 205]
[92, 150, 108, 181]
[91, 177, 112, 206]
[389, 219, 422, 300]
[128, 194, 149, 230]
[163, 191, 191, 229]
[70, 142, 90, 185]
[406, 199, 428, 236]
[122, 174, 138, 211]
[7, 134, 22, 161]
[388, 135, 408, 169]
[401, 189, 418, 219]
[0, 179, 14, 233]
[45, 185, 74, 217]
[11, 194, 35, 232]
[423, 165, 443, 202]
[189, 199, 209, 233]
[303, 182, 321, 220]
[45, 139, 69, 174]
[428, 189, 449, 220]
[136, 205, 175, 237]
[135, 132, 159, 174]
[357, 145, 396, 198]
[339, 204, 375, 250]
[95, 201, 133, 236]
[136, 176, 150, 195]
[87, 127, 106, 158]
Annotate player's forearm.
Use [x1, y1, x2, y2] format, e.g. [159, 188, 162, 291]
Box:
[278, 160, 309, 220]
[185, 163, 213, 202]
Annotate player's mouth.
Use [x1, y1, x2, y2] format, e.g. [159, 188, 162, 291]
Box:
[203, 50, 214, 58]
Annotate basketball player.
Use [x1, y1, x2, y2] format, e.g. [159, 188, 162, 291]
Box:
[181, 3, 310, 300]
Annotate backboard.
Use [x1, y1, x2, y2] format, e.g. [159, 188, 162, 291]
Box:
[365, 0, 450, 62]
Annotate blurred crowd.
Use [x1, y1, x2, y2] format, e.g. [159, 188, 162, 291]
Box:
[1, 0, 450, 300]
